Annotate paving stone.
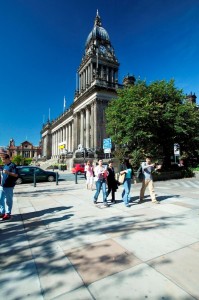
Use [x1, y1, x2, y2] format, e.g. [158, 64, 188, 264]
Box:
[33, 250, 84, 299]
[189, 241, 199, 251]
[52, 286, 93, 300]
[0, 247, 33, 267]
[65, 239, 141, 285]
[0, 260, 43, 300]
[172, 217, 199, 239]
[148, 247, 199, 299]
[153, 203, 191, 214]
[114, 225, 196, 261]
[88, 263, 194, 300]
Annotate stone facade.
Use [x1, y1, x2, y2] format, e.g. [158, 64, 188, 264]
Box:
[7, 139, 42, 159]
[41, 11, 122, 160]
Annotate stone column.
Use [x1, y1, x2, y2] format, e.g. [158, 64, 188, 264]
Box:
[68, 123, 71, 151]
[71, 119, 73, 152]
[90, 102, 94, 149]
[85, 106, 90, 148]
[80, 110, 84, 146]
[85, 67, 87, 87]
[52, 133, 54, 157]
[65, 124, 68, 150]
[63, 126, 66, 141]
[54, 131, 57, 157]
[90, 63, 93, 82]
[84, 70, 86, 90]
[111, 69, 114, 83]
[93, 101, 97, 149]
[88, 64, 90, 85]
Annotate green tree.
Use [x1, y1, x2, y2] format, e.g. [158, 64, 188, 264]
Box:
[12, 155, 23, 165]
[106, 79, 199, 167]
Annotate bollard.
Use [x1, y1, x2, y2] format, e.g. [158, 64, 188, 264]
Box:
[33, 170, 36, 187]
[75, 171, 78, 184]
[56, 172, 58, 185]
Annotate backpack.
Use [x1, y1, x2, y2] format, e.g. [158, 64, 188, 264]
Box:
[137, 165, 144, 181]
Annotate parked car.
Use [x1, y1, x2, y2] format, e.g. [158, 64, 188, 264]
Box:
[16, 166, 58, 184]
[71, 164, 85, 175]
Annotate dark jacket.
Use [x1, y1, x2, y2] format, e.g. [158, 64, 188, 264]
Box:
[107, 166, 118, 191]
[1, 162, 18, 187]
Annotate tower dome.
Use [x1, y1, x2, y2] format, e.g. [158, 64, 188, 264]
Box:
[85, 10, 110, 48]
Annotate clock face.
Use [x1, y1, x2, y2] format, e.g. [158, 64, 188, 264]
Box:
[99, 45, 106, 54]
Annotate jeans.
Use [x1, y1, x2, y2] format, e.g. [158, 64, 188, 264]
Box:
[94, 179, 107, 203]
[0, 186, 14, 214]
[122, 178, 131, 206]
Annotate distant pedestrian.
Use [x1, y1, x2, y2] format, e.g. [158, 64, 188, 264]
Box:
[106, 160, 118, 203]
[93, 159, 109, 207]
[0, 154, 18, 220]
[85, 160, 94, 190]
[120, 158, 136, 207]
[84, 162, 87, 179]
[139, 155, 161, 204]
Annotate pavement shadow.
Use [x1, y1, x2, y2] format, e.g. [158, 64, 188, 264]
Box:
[19, 206, 73, 221]
[0, 197, 192, 299]
[14, 187, 85, 197]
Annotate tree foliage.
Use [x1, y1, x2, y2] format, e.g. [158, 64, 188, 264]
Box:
[106, 79, 199, 166]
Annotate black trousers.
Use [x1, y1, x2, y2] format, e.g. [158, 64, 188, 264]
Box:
[107, 185, 115, 201]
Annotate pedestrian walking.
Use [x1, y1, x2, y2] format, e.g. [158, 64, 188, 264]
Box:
[93, 159, 109, 207]
[106, 160, 118, 203]
[85, 160, 94, 190]
[139, 155, 161, 204]
[84, 162, 87, 179]
[0, 154, 18, 220]
[120, 158, 136, 207]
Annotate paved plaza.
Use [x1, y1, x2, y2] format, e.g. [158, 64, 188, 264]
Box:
[0, 174, 199, 300]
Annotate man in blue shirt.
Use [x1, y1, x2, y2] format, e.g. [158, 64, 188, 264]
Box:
[0, 154, 18, 220]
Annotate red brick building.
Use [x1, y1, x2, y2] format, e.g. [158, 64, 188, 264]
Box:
[7, 139, 42, 159]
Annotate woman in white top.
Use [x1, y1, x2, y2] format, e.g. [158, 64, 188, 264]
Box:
[93, 159, 109, 207]
[85, 161, 94, 190]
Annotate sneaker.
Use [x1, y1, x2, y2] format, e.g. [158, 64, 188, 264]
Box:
[152, 200, 160, 204]
[0, 214, 5, 218]
[125, 204, 131, 207]
[2, 213, 11, 221]
[93, 200, 97, 204]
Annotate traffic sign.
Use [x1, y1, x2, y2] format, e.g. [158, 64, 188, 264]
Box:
[103, 138, 112, 149]
[174, 143, 180, 156]
[104, 148, 111, 153]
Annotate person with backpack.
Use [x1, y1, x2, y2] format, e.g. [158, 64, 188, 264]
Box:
[138, 155, 161, 204]
[0, 154, 18, 220]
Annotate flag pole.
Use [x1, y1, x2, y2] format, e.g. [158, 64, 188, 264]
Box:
[63, 96, 66, 113]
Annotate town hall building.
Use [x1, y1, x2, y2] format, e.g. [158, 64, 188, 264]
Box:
[41, 11, 125, 160]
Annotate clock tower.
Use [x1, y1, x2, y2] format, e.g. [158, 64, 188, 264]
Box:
[41, 11, 121, 160]
[73, 10, 121, 151]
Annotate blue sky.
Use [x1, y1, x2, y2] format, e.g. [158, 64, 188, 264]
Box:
[0, 0, 199, 147]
